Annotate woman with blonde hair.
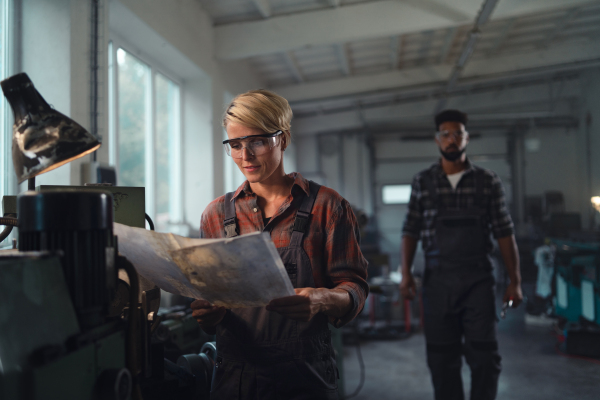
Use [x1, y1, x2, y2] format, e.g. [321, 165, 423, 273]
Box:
[191, 89, 368, 400]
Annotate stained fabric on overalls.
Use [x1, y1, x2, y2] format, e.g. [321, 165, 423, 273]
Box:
[421, 169, 501, 400]
[211, 181, 339, 400]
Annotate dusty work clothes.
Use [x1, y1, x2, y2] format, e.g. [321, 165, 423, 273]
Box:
[403, 161, 514, 400]
[200, 173, 369, 400]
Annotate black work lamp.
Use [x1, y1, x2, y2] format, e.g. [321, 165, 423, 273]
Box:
[0, 73, 101, 187]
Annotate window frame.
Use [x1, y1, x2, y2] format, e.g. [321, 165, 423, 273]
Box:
[108, 35, 183, 226]
[1, 0, 15, 200]
[0, 0, 16, 249]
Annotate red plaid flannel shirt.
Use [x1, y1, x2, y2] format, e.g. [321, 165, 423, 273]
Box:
[200, 173, 369, 328]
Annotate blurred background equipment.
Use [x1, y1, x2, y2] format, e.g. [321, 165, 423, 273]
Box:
[0, 73, 215, 400]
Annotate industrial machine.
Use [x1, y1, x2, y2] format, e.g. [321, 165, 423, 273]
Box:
[551, 239, 600, 358]
[0, 73, 215, 399]
[552, 239, 600, 326]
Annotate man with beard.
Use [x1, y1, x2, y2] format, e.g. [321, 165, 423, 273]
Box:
[400, 109, 522, 400]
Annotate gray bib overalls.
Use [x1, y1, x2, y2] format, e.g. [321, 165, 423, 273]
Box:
[210, 181, 339, 400]
[423, 169, 502, 400]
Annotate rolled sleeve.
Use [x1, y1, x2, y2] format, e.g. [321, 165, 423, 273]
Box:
[324, 200, 369, 328]
[402, 176, 423, 239]
[489, 173, 514, 238]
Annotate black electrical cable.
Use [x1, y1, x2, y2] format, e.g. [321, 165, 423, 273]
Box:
[0, 225, 13, 244]
[90, 0, 99, 162]
[342, 324, 366, 399]
[145, 213, 155, 231]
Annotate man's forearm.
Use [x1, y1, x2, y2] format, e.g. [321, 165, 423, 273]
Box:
[402, 235, 419, 275]
[497, 235, 521, 284]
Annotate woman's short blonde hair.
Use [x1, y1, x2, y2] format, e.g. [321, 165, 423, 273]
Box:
[223, 89, 293, 150]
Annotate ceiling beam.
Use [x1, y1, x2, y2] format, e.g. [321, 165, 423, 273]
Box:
[251, 0, 272, 18]
[292, 82, 579, 135]
[335, 44, 351, 76]
[390, 36, 400, 69]
[283, 52, 304, 83]
[420, 31, 436, 64]
[539, 7, 580, 49]
[487, 18, 516, 56]
[438, 27, 458, 64]
[399, 0, 471, 23]
[272, 39, 600, 102]
[215, 0, 592, 60]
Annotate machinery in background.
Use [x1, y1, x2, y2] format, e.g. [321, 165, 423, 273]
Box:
[349, 206, 422, 340]
[0, 73, 215, 400]
[0, 191, 216, 400]
[551, 239, 600, 358]
[365, 270, 421, 340]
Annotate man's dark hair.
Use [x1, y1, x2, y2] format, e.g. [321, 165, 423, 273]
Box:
[434, 109, 468, 130]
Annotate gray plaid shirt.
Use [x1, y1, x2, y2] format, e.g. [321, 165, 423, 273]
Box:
[402, 158, 514, 254]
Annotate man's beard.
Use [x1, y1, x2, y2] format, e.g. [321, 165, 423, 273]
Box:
[440, 147, 466, 161]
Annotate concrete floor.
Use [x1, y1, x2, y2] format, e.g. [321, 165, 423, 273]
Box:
[342, 300, 600, 399]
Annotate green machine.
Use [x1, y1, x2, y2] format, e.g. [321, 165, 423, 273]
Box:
[553, 239, 600, 326]
[0, 189, 215, 400]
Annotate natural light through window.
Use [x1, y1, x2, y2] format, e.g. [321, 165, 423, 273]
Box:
[110, 44, 182, 231]
[155, 73, 181, 227]
[117, 48, 149, 188]
[382, 184, 412, 205]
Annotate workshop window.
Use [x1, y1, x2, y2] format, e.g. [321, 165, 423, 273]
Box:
[382, 184, 412, 205]
[108, 42, 182, 231]
[0, 0, 12, 207]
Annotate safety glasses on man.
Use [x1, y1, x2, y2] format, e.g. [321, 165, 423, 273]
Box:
[223, 130, 283, 158]
[436, 129, 468, 140]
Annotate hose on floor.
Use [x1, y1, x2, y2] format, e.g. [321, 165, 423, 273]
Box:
[342, 323, 365, 399]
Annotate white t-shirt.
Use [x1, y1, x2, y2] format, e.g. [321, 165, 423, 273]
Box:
[446, 170, 466, 190]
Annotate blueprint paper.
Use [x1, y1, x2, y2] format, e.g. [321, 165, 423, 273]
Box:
[114, 223, 294, 308]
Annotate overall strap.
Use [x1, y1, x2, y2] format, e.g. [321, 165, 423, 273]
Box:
[223, 192, 238, 238]
[426, 170, 441, 210]
[290, 181, 321, 248]
[474, 168, 484, 208]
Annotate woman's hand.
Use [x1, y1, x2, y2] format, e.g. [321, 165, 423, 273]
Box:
[191, 299, 227, 328]
[266, 287, 351, 322]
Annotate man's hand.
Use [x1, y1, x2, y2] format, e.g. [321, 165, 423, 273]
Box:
[266, 288, 327, 322]
[191, 299, 226, 328]
[400, 273, 417, 300]
[503, 282, 523, 308]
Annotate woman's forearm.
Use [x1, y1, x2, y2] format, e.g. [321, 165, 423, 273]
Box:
[319, 288, 352, 319]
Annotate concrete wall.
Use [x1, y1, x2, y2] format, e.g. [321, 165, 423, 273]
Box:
[523, 128, 580, 214]
[19, 0, 101, 189]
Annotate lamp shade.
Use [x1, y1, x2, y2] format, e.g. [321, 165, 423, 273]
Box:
[0, 73, 101, 183]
